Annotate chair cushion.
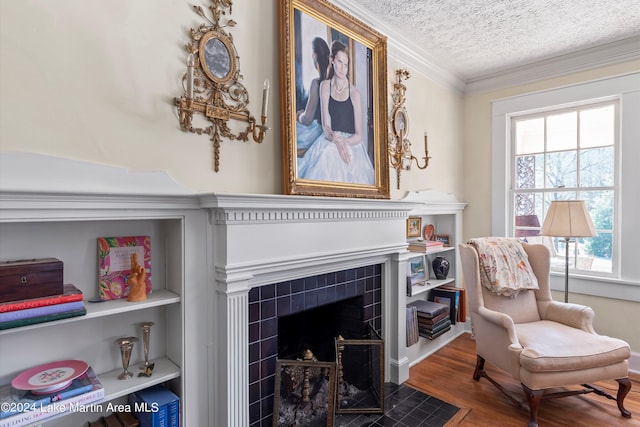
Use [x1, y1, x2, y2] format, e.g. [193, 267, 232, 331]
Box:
[516, 320, 630, 373]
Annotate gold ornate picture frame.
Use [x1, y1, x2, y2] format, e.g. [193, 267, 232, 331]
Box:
[407, 217, 422, 238]
[278, 0, 389, 198]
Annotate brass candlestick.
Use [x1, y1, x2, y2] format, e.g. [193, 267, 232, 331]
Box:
[139, 321, 154, 370]
[115, 336, 139, 380]
[302, 349, 314, 403]
[336, 335, 345, 394]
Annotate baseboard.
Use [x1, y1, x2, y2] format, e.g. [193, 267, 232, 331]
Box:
[629, 351, 640, 374]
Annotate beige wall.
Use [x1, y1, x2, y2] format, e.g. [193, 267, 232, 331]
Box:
[387, 57, 464, 200]
[462, 61, 640, 354]
[0, 0, 463, 199]
[462, 60, 640, 241]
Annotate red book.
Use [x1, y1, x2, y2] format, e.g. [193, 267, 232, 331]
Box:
[0, 284, 83, 313]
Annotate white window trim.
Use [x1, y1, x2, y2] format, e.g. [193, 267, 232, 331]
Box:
[510, 99, 619, 278]
[491, 72, 640, 301]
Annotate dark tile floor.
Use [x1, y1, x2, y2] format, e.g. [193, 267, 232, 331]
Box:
[334, 383, 459, 427]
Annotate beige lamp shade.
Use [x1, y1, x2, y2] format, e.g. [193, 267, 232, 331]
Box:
[541, 200, 598, 238]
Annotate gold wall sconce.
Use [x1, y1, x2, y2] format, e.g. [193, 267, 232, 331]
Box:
[174, 0, 269, 172]
[388, 69, 430, 189]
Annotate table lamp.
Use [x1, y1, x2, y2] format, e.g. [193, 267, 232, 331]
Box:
[541, 200, 597, 303]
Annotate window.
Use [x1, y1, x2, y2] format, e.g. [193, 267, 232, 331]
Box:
[492, 73, 640, 290]
[511, 102, 617, 274]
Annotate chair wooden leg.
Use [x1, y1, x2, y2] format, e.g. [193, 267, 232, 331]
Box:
[473, 355, 485, 381]
[616, 378, 632, 418]
[522, 384, 544, 427]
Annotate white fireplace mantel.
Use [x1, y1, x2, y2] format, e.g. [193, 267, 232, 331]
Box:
[200, 193, 415, 288]
[200, 192, 417, 426]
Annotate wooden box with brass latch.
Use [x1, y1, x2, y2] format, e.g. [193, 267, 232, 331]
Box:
[0, 258, 64, 303]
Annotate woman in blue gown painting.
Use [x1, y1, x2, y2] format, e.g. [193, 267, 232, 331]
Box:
[298, 40, 374, 185]
[296, 37, 330, 154]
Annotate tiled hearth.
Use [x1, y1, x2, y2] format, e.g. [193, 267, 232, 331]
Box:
[248, 265, 383, 426]
[335, 383, 459, 427]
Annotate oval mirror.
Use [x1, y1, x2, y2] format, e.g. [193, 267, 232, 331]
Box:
[199, 31, 236, 83]
[393, 107, 409, 137]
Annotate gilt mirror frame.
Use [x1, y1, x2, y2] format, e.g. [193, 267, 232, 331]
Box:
[199, 30, 237, 84]
[278, 0, 390, 199]
[392, 107, 408, 137]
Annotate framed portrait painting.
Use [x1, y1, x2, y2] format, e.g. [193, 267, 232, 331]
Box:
[278, 0, 390, 198]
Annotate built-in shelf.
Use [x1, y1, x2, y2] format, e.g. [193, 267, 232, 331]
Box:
[99, 357, 181, 402]
[409, 278, 456, 297]
[0, 290, 181, 336]
[407, 246, 456, 256]
[402, 190, 467, 370]
[0, 189, 190, 426]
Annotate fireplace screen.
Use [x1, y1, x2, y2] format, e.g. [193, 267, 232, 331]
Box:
[273, 359, 336, 427]
[335, 324, 384, 414]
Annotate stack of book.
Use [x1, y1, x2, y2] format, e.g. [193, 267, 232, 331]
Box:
[429, 286, 464, 324]
[407, 299, 451, 340]
[0, 366, 104, 427]
[129, 384, 180, 427]
[407, 239, 444, 253]
[0, 284, 86, 330]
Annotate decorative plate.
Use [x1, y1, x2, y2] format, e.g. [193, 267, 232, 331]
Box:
[423, 224, 435, 241]
[12, 360, 89, 394]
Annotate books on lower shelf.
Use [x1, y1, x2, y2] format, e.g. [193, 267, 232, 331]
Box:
[0, 300, 85, 323]
[0, 284, 86, 330]
[0, 307, 86, 330]
[429, 286, 467, 324]
[0, 284, 83, 314]
[129, 384, 179, 427]
[0, 366, 104, 427]
[406, 299, 451, 340]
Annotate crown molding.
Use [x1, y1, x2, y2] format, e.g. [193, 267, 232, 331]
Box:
[329, 0, 467, 93]
[464, 36, 640, 95]
[329, 1, 640, 96]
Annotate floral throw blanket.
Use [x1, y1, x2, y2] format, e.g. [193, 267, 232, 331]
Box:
[468, 237, 539, 298]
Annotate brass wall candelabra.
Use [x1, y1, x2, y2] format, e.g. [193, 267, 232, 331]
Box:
[388, 69, 430, 189]
[174, 0, 269, 172]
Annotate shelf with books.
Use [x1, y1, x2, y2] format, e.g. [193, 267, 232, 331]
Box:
[0, 290, 181, 336]
[401, 190, 467, 369]
[0, 188, 207, 427]
[0, 367, 105, 427]
[408, 278, 456, 297]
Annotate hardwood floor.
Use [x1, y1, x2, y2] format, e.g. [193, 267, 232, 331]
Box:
[406, 333, 640, 427]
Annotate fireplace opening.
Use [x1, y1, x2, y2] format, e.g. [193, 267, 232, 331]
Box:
[248, 264, 383, 426]
[275, 296, 384, 424]
[277, 296, 366, 361]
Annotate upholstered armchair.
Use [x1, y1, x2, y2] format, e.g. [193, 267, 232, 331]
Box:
[459, 240, 631, 427]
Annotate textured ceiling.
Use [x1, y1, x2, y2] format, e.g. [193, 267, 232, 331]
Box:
[349, 0, 640, 81]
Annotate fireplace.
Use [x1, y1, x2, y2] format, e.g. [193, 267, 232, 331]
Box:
[248, 265, 382, 426]
[202, 193, 415, 426]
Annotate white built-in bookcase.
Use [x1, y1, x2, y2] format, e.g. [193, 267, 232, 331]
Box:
[0, 184, 209, 426]
[401, 191, 468, 367]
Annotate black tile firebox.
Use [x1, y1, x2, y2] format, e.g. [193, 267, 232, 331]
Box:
[248, 264, 383, 426]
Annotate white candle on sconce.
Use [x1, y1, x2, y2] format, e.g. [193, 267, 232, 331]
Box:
[261, 79, 270, 117]
[424, 131, 429, 155]
[186, 54, 195, 100]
